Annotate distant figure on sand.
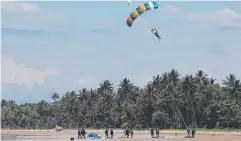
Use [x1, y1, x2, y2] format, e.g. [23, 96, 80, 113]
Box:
[105, 128, 109, 139]
[191, 128, 196, 138]
[151, 127, 154, 138]
[156, 128, 160, 137]
[80, 128, 86, 138]
[125, 127, 130, 138]
[110, 128, 114, 139]
[187, 128, 190, 137]
[78, 128, 81, 138]
[130, 128, 133, 138]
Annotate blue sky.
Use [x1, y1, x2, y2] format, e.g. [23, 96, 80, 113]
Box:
[1, 1, 241, 103]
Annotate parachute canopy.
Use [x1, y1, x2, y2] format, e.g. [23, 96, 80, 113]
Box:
[56, 125, 63, 132]
[126, 1, 159, 27]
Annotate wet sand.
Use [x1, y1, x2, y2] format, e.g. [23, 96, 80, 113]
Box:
[1, 129, 241, 141]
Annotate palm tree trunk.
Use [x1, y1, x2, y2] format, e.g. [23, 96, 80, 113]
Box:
[191, 98, 197, 128]
[176, 106, 187, 128]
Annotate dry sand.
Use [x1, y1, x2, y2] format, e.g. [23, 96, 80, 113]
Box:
[1, 129, 241, 141]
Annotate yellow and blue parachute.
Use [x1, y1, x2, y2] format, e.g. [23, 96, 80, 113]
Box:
[126, 1, 159, 27]
[56, 125, 64, 132]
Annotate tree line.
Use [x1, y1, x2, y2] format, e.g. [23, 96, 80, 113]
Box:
[1, 69, 241, 130]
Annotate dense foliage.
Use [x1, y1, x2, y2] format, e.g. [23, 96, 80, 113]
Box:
[1, 69, 241, 130]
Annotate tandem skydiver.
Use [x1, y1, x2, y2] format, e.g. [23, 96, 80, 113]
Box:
[151, 28, 162, 41]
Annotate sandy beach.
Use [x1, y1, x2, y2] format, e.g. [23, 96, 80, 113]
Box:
[1, 129, 241, 141]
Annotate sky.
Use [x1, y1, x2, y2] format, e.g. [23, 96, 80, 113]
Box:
[1, 1, 241, 103]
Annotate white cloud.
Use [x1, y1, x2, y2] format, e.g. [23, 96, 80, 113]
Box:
[77, 74, 100, 89]
[1, 1, 42, 13]
[1, 55, 59, 89]
[187, 8, 241, 28]
[160, 5, 179, 14]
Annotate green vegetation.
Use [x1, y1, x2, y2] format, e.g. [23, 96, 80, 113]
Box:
[1, 69, 241, 130]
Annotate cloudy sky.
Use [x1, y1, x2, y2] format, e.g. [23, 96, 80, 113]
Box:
[1, 1, 241, 103]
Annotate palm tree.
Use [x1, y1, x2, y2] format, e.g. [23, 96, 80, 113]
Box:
[98, 80, 115, 127]
[118, 78, 134, 102]
[117, 78, 135, 124]
[181, 75, 198, 128]
[195, 70, 208, 84]
[50, 92, 60, 102]
[223, 74, 241, 103]
[169, 69, 180, 86]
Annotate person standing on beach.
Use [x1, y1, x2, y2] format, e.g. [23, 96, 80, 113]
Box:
[78, 128, 81, 138]
[187, 128, 190, 137]
[80, 128, 86, 138]
[126, 128, 130, 138]
[105, 128, 109, 139]
[124, 127, 128, 137]
[110, 128, 114, 139]
[191, 128, 196, 138]
[151, 127, 154, 138]
[156, 127, 160, 137]
[130, 128, 133, 138]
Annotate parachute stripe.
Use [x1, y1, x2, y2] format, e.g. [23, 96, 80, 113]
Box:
[148, 2, 154, 9]
[126, 20, 132, 27]
[136, 7, 143, 15]
[127, 16, 134, 24]
[126, 1, 159, 27]
[140, 4, 146, 12]
[130, 13, 136, 21]
[153, 1, 159, 9]
[133, 9, 139, 17]
[144, 3, 150, 11]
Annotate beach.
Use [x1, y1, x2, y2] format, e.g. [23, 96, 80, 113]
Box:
[1, 129, 241, 141]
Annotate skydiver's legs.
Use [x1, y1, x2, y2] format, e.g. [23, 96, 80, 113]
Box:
[155, 33, 162, 40]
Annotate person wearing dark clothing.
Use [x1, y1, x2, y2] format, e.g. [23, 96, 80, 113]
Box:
[105, 128, 109, 139]
[110, 128, 114, 139]
[78, 128, 81, 138]
[126, 128, 130, 138]
[124, 128, 128, 138]
[151, 128, 154, 138]
[130, 128, 133, 138]
[191, 128, 196, 138]
[124, 127, 130, 138]
[156, 128, 160, 137]
[80, 128, 86, 138]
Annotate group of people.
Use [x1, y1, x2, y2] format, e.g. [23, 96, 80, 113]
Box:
[77, 127, 196, 139]
[150, 127, 160, 138]
[105, 128, 114, 139]
[77, 128, 87, 139]
[186, 128, 196, 138]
